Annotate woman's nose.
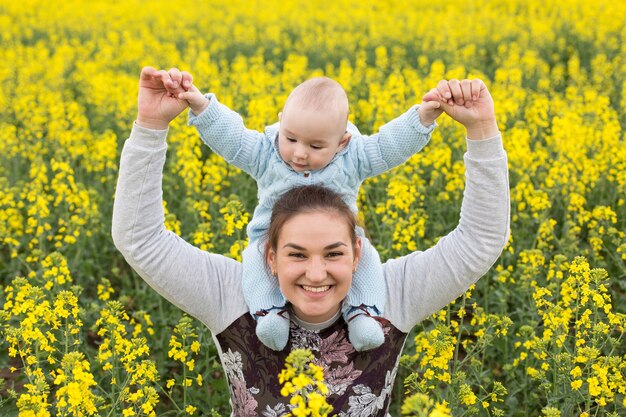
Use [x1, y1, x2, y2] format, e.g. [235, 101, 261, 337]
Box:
[305, 257, 326, 281]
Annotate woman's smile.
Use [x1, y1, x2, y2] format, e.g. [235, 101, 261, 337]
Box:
[300, 285, 331, 293]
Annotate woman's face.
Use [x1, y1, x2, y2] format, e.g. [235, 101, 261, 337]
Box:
[267, 210, 361, 323]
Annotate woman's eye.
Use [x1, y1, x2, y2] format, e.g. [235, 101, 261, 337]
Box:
[288, 252, 305, 258]
[326, 252, 343, 258]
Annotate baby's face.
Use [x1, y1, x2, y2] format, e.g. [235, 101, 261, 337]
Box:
[278, 107, 348, 172]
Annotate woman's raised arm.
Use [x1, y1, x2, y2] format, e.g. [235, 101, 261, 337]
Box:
[383, 79, 510, 331]
[111, 68, 248, 334]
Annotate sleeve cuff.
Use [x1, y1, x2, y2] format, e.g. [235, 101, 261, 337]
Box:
[130, 122, 168, 149]
[465, 133, 505, 160]
[188, 93, 221, 127]
[405, 105, 438, 133]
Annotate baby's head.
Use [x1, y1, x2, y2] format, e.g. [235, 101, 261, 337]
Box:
[278, 77, 351, 172]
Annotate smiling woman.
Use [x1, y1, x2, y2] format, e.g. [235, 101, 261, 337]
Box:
[112, 67, 509, 416]
[266, 186, 362, 323]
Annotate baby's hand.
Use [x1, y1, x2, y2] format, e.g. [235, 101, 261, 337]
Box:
[158, 69, 209, 116]
[178, 84, 210, 116]
[418, 90, 443, 126]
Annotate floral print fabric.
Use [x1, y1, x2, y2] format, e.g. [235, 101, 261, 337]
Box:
[215, 314, 407, 416]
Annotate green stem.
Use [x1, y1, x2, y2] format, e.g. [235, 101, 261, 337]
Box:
[104, 373, 132, 417]
[183, 341, 188, 411]
[65, 317, 69, 355]
[453, 295, 467, 370]
[155, 382, 184, 413]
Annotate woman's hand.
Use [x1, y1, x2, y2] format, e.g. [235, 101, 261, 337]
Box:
[136, 66, 193, 130]
[423, 79, 499, 140]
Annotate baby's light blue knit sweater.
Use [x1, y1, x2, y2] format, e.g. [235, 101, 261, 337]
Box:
[188, 94, 436, 240]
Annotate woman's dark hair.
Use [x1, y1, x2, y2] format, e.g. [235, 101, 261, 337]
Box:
[265, 185, 358, 256]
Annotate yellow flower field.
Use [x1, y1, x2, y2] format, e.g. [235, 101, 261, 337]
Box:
[1, 0, 625, 415]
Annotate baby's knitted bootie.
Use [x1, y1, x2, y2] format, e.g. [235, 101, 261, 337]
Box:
[345, 305, 384, 352]
[255, 308, 290, 351]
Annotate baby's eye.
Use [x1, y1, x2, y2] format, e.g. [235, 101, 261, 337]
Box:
[310, 144, 322, 150]
[286, 137, 297, 143]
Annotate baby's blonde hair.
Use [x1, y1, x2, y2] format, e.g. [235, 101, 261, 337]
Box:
[283, 77, 349, 123]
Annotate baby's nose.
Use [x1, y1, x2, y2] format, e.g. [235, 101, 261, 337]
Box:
[294, 145, 307, 158]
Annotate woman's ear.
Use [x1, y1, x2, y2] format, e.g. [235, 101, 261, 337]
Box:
[266, 242, 277, 276]
[352, 237, 362, 272]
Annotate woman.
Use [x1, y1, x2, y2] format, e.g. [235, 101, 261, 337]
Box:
[112, 67, 509, 416]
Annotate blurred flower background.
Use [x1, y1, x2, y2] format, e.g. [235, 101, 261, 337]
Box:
[0, 0, 625, 415]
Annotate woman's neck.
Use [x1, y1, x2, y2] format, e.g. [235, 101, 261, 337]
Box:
[291, 307, 342, 331]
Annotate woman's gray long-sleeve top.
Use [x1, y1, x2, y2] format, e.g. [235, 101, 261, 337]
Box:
[112, 123, 510, 416]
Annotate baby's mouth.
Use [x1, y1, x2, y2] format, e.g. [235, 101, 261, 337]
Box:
[291, 162, 307, 169]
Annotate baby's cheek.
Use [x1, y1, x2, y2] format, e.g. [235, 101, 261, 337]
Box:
[278, 147, 290, 162]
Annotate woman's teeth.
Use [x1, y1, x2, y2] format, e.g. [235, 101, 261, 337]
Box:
[302, 285, 330, 293]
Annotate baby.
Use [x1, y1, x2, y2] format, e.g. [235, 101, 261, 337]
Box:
[175, 75, 439, 351]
